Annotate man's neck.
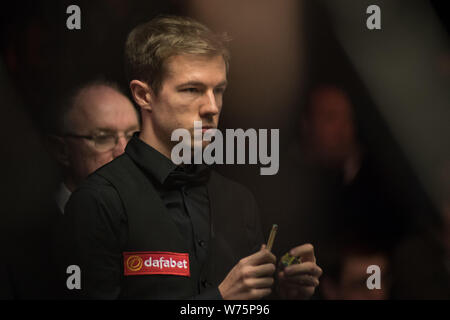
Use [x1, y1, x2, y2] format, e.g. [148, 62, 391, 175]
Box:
[138, 128, 173, 161]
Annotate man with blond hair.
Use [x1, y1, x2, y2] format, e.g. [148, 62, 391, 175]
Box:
[59, 15, 322, 299]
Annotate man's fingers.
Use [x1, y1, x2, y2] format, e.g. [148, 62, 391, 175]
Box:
[249, 288, 272, 300]
[283, 261, 323, 278]
[277, 251, 321, 299]
[244, 246, 276, 266]
[282, 274, 320, 287]
[244, 276, 274, 289]
[248, 263, 276, 278]
[289, 243, 316, 262]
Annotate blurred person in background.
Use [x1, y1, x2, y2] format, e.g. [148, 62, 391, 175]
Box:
[47, 79, 140, 213]
[300, 84, 404, 245]
[254, 84, 403, 270]
[301, 85, 362, 185]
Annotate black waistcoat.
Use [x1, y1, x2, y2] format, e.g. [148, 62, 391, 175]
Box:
[95, 154, 263, 299]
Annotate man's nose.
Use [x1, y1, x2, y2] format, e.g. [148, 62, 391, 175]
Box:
[199, 91, 220, 116]
[112, 135, 128, 158]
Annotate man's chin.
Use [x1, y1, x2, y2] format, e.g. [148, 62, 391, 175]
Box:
[190, 140, 212, 150]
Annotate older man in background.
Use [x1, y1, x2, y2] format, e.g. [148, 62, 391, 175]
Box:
[48, 79, 140, 213]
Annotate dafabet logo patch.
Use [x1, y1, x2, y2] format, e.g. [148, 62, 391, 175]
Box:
[123, 251, 190, 277]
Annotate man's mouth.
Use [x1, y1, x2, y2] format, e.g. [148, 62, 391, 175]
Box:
[201, 125, 215, 133]
[190, 121, 216, 135]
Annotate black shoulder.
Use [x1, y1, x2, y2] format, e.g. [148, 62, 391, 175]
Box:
[64, 167, 126, 237]
[91, 154, 134, 183]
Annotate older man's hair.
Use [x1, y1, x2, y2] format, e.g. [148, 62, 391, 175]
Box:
[54, 78, 127, 135]
[124, 15, 230, 95]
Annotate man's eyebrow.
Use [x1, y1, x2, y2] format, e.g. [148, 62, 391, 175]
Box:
[94, 126, 140, 134]
[176, 80, 228, 88]
[94, 128, 116, 134]
[125, 125, 140, 132]
[215, 80, 228, 87]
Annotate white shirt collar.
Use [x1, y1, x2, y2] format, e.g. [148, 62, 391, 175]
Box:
[55, 183, 72, 214]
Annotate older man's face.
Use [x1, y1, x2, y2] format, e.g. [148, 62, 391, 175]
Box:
[63, 85, 139, 190]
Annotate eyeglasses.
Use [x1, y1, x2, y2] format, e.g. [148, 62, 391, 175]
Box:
[64, 131, 136, 151]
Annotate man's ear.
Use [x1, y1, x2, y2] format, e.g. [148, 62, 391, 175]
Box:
[45, 135, 70, 167]
[130, 80, 154, 112]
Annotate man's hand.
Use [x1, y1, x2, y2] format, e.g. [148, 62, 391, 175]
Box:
[277, 244, 323, 300]
[219, 245, 276, 300]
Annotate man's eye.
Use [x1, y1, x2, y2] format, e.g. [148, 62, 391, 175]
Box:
[181, 88, 199, 93]
[95, 135, 115, 145]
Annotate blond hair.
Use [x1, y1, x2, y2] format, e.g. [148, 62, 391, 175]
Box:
[124, 15, 230, 95]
